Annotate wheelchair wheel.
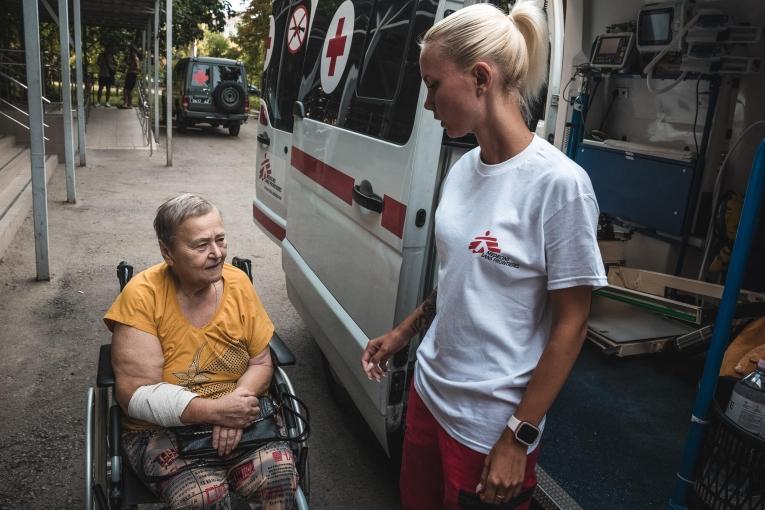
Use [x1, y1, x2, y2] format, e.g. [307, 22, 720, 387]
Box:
[273, 367, 310, 503]
[85, 387, 110, 509]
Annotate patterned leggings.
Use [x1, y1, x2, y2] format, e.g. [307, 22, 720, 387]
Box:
[122, 429, 298, 510]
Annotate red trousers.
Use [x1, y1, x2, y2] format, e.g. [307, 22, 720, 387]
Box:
[400, 388, 539, 510]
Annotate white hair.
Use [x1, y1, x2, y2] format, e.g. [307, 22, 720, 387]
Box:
[422, 1, 549, 121]
[154, 193, 218, 248]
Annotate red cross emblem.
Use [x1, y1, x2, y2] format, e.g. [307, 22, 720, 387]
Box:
[326, 17, 347, 76]
[321, 1, 354, 94]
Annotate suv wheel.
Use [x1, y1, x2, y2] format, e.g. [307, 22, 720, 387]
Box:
[228, 123, 241, 137]
[213, 81, 246, 114]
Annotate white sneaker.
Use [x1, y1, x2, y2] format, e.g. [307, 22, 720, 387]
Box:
[104, 103, 112, 108]
[93, 103, 100, 107]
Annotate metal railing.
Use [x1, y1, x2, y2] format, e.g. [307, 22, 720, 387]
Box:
[136, 77, 153, 155]
[0, 53, 58, 142]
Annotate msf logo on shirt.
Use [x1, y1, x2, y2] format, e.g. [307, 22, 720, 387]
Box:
[469, 230, 520, 268]
[469, 230, 501, 254]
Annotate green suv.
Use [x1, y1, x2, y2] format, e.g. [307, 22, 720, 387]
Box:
[172, 56, 256, 136]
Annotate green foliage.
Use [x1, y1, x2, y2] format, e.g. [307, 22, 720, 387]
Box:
[199, 29, 239, 60]
[232, 0, 271, 84]
[171, 0, 236, 49]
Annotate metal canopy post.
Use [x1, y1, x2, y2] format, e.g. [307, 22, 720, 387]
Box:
[154, 0, 160, 142]
[73, 0, 86, 166]
[22, 0, 50, 280]
[142, 28, 147, 78]
[58, 0, 76, 203]
[165, 0, 172, 166]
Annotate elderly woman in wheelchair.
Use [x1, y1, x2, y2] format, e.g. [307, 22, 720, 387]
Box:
[96, 193, 303, 509]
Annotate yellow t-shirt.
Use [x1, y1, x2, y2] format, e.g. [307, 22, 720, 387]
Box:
[104, 262, 274, 431]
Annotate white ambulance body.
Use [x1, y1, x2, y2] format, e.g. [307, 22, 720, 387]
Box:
[254, 0, 564, 457]
[254, 0, 765, 506]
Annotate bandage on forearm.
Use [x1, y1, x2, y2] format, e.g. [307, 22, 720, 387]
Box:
[127, 382, 198, 427]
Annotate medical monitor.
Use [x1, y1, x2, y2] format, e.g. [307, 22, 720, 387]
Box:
[591, 33, 634, 70]
[636, 1, 687, 53]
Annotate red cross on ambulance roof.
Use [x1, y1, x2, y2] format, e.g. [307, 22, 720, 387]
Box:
[320, 0, 354, 94]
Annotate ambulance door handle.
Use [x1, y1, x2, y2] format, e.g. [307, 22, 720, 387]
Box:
[353, 180, 383, 213]
[257, 132, 270, 147]
[293, 101, 305, 119]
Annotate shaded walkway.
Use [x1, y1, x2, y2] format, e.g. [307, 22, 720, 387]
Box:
[86, 107, 154, 151]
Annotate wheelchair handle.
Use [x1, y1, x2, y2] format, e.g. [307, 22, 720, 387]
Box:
[117, 261, 133, 291]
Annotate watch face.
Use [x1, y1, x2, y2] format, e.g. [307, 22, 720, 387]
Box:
[516, 423, 539, 445]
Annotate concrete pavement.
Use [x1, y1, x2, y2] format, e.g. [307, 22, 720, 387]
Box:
[0, 119, 401, 509]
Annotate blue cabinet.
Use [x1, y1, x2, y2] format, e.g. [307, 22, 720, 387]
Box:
[574, 143, 696, 236]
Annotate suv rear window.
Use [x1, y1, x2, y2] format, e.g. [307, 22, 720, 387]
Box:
[190, 63, 211, 90]
[189, 63, 245, 92]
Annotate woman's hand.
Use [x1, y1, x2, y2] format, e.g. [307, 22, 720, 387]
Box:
[476, 429, 527, 504]
[212, 386, 261, 428]
[212, 425, 243, 457]
[361, 330, 409, 381]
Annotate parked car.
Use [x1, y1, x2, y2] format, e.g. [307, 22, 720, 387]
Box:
[172, 56, 258, 136]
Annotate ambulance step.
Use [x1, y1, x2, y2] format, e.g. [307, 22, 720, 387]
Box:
[533, 465, 582, 510]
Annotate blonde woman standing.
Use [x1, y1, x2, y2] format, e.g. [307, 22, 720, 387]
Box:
[361, 2, 607, 509]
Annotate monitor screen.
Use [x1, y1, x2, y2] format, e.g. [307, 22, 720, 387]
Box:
[639, 8, 673, 46]
[598, 37, 621, 56]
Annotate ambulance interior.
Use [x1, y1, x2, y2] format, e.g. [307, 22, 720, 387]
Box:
[539, 0, 765, 507]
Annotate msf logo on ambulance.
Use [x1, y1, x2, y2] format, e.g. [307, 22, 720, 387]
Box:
[469, 231, 520, 268]
[259, 158, 272, 182]
[259, 157, 283, 200]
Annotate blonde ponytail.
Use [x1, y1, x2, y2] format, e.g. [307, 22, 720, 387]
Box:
[422, 2, 549, 121]
[508, 0, 549, 113]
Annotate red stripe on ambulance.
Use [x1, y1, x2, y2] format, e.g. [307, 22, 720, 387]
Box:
[290, 146, 408, 239]
[253, 203, 286, 241]
[381, 195, 406, 238]
[291, 147, 354, 205]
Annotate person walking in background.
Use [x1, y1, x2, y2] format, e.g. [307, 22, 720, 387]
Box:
[96, 45, 116, 107]
[121, 45, 141, 109]
[361, 2, 607, 509]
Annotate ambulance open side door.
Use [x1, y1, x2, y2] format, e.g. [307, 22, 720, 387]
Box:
[254, 0, 316, 243]
[282, 0, 445, 454]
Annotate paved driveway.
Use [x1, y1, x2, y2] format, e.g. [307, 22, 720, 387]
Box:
[0, 120, 401, 509]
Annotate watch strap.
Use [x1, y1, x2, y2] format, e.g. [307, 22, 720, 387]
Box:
[507, 415, 522, 433]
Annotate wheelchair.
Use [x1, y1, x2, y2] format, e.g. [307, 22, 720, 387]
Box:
[84, 258, 310, 509]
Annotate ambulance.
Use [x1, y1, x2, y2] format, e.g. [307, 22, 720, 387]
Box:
[254, 0, 765, 507]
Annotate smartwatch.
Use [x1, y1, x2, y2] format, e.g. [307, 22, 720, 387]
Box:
[507, 415, 540, 446]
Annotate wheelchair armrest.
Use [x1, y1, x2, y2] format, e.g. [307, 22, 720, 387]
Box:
[269, 332, 296, 366]
[97, 344, 116, 388]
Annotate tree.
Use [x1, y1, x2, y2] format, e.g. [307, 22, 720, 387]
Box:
[199, 29, 239, 60]
[171, 0, 236, 49]
[232, 0, 271, 79]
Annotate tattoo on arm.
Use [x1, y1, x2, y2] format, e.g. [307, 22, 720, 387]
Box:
[410, 288, 437, 335]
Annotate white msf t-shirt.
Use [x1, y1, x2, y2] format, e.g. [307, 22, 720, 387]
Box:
[414, 134, 608, 454]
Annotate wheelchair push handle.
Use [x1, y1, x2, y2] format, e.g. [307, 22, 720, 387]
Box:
[117, 261, 133, 291]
